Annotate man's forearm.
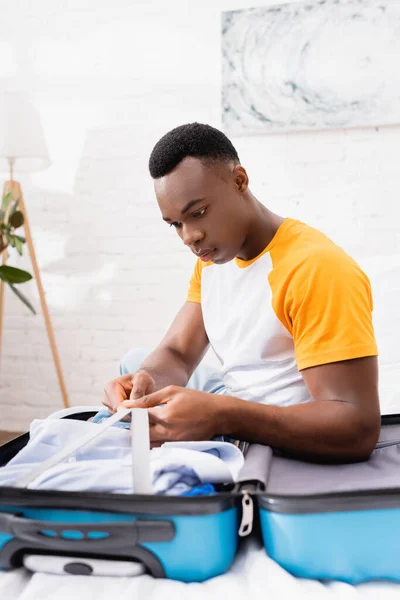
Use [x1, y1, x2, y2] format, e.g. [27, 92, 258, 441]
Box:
[139, 345, 192, 391]
[217, 396, 380, 462]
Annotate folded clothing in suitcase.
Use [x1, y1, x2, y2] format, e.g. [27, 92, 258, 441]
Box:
[0, 407, 254, 583]
[0, 419, 244, 496]
[256, 414, 400, 584]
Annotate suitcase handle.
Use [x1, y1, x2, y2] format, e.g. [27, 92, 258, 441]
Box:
[0, 512, 175, 553]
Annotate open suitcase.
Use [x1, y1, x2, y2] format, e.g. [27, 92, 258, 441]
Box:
[2, 408, 400, 584]
[0, 406, 256, 582]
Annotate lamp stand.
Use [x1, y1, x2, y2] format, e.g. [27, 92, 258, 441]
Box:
[0, 179, 70, 409]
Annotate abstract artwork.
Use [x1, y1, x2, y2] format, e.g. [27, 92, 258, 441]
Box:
[222, 0, 400, 134]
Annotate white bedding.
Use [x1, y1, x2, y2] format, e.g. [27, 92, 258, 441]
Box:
[1, 538, 399, 600]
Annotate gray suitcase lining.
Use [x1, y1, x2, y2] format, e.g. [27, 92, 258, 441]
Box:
[250, 415, 400, 514]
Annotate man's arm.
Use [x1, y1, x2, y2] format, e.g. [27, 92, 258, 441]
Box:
[129, 355, 380, 462]
[134, 301, 209, 390]
[217, 355, 380, 462]
[103, 301, 209, 412]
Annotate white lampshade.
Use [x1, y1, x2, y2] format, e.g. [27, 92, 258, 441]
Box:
[0, 91, 51, 173]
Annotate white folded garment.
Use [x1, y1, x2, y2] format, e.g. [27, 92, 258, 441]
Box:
[0, 418, 244, 495]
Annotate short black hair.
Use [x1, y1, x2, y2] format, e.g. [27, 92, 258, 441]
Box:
[148, 122, 240, 179]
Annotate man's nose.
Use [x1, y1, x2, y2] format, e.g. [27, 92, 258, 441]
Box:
[182, 224, 204, 247]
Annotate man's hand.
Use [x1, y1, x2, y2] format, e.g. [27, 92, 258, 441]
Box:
[122, 386, 221, 443]
[103, 371, 156, 414]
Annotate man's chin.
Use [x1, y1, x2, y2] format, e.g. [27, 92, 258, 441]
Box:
[212, 253, 234, 265]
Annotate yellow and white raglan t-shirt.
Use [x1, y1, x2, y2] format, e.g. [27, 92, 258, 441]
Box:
[187, 218, 378, 407]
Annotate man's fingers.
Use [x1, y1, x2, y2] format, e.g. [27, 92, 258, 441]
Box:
[147, 406, 166, 425]
[123, 386, 175, 409]
[150, 440, 164, 449]
[130, 371, 153, 400]
[103, 375, 135, 412]
[103, 384, 118, 413]
[149, 422, 170, 443]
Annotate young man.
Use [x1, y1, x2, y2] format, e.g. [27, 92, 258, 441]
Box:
[103, 123, 380, 462]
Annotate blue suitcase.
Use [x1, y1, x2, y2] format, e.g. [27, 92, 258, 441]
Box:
[4, 408, 397, 583]
[0, 407, 255, 582]
[255, 414, 400, 584]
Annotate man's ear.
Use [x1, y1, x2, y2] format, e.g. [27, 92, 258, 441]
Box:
[233, 165, 249, 193]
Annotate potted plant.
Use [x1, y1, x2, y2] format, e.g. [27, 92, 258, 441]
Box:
[0, 191, 36, 314]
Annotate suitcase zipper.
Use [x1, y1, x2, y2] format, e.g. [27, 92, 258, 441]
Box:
[238, 490, 254, 537]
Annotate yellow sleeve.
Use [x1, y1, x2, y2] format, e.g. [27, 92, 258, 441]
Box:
[282, 249, 378, 370]
[186, 259, 203, 303]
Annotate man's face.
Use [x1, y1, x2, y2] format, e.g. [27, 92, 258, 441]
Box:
[154, 157, 249, 264]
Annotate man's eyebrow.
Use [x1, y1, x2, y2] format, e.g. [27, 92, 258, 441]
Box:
[181, 198, 205, 215]
[162, 198, 205, 222]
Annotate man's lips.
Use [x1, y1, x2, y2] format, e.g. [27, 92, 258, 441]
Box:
[197, 248, 216, 261]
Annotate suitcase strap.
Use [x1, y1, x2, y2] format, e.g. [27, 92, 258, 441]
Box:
[13, 408, 152, 494]
[375, 439, 400, 449]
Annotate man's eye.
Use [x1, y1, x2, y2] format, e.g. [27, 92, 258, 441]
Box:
[170, 222, 182, 229]
[192, 208, 207, 218]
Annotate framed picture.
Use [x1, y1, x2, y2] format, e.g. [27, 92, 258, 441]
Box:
[222, 0, 400, 134]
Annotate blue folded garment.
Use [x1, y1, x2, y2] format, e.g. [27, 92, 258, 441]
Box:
[182, 483, 216, 496]
[91, 409, 131, 429]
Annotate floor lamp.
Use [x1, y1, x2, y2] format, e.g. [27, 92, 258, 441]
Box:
[0, 92, 69, 409]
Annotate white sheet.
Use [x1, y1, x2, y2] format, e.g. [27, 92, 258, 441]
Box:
[1, 538, 400, 600]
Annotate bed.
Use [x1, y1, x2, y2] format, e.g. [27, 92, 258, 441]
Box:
[1, 537, 399, 600]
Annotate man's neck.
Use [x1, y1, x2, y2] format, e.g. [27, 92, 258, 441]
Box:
[237, 195, 285, 261]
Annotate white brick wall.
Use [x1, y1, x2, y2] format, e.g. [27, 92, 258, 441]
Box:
[0, 0, 399, 431]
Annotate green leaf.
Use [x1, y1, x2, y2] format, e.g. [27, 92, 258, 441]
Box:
[8, 283, 36, 315]
[14, 237, 23, 256]
[14, 234, 26, 243]
[1, 192, 13, 213]
[0, 265, 33, 284]
[9, 198, 20, 217]
[9, 211, 24, 229]
[0, 210, 4, 221]
[5, 233, 15, 247]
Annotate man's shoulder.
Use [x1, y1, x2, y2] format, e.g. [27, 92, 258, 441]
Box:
[273, 219, 356, 271]
[269, 222, 367, 301]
